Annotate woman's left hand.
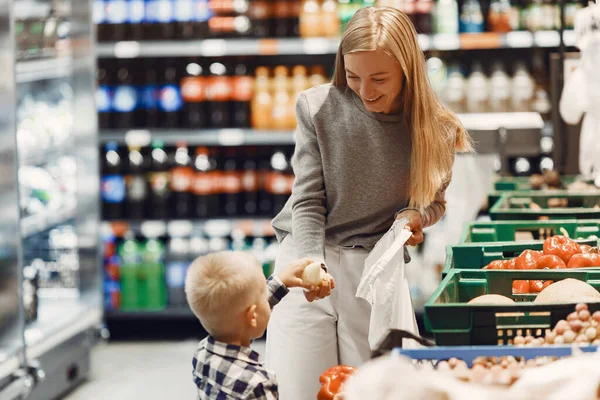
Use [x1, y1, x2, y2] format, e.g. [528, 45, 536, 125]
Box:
[396, 209, 423, 246]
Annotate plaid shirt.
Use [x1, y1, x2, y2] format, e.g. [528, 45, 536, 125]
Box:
[192, 276, 289, 400]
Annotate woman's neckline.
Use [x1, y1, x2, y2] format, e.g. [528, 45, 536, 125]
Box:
[346, 86, 404, 123]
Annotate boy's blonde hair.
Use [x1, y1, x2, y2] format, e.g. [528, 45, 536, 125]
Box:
[185, 251, 264, 336]
[332, 6, 474, 212]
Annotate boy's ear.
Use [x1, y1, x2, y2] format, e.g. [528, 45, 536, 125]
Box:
[246, 304, 258, 328]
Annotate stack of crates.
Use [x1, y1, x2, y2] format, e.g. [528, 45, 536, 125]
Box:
[422, 175, 600, 346]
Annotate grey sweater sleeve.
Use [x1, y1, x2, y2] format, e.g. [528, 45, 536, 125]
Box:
[290, 93, 327, 263]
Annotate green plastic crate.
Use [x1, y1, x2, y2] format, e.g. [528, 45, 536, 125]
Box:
[489, 192, 600, 221]
[442, 238, 599, 278]
[488, 176, 595, 210]
[460, 220, 600, 243]
[424, 269, 600, 346]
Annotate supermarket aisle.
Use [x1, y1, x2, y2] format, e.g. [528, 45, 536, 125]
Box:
[65, 340, 267, 399]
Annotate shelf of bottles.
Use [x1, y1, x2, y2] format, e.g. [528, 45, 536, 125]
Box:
[96, 0, 571, 319]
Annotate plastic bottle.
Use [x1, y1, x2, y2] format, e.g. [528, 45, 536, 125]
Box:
[170, 142, 194, 219]
[251, 66, 273, 129]
[435, 0, 459, 34]
[459, 0, 484, 33]
[101, 141, 126, 220]
[443, 64, 466, 113]
[271, 66, 291, 130]
[511, 62, 535, 112]
[489, 62, 511, 112]
[165, 237, 190, 307]
[125, 145, 147, 219]
[139, 237, 167, 310]
[466, 62, 489, 113]
[299, 0, 321, 37]
[119, 234, 141, 310]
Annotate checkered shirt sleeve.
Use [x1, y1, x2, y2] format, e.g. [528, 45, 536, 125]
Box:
[266, 275, 289, 309]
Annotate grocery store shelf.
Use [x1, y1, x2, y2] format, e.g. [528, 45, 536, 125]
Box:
[105, 308, 194, 320]
[25, 299, 101, 359]
[99, 129, 295, 146]
[103, 218, 275, 238]
[96, 31, 576, 58]
[16, 57, 73, 83]
[21, 203, 77, 238]
[458, 112, 544, 131]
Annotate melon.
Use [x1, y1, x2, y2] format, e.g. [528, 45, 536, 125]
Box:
[533, 278, 600, 304]
[468, 294, 515, 305]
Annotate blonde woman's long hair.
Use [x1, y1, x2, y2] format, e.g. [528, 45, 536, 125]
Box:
[332, 6, 474, 211]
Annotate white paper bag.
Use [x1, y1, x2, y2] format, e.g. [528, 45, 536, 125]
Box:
[356, 218, 420, 350]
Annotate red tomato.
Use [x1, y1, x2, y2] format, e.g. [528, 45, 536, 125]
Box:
[529, 280, 554, 293]
[512, 280, 530, 294]
[535, 254, 566, 269]
[580, 244, 592, 253]
[567, 252, 600, 269]
[515, 250, 543, 270]
[318, 366, 357, 400]
[543, 235, 582, 264]
[484, 260, 509, 270]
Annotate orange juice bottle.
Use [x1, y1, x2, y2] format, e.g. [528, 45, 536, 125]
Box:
[299, 0, 321, 37]
[251, 66, 273, 129]
[309, 65, 328, 88]
[271, 66, 291, 130]
[287, 65, 308, 128]
[321, 0, 340, 37]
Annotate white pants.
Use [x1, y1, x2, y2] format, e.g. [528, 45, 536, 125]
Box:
[265, 235, 372, 400]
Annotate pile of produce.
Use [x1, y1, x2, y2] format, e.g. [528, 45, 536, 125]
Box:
[482, 235, 600, 294]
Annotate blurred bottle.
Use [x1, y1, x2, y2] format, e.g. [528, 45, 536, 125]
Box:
[139, 237, 167, 309]
[181, 59, 207, 128]
[113, 62, 138, 129]
[435, 0, 459, 34]
[101, 141, 126, 220]
[125, 145, 148, 219]
[404, 0, 417, 26]
[251, 66, 273, 129]
[128, 0, 145, 40]
[139, 64, 159, 128]
[300, 0, 321, 37]
[288, 65, 308, 128]
[511, 62, 535, 112]
[309, 65, 328, 87]
[540, 0, 556, 30]
[175, 0, 195, 39]
[269, 149, 293, 215]
[289, 0, 302, 36]
[165, 237, 190, 307]
[97, 65, 113, 129]
[193, 146, 219, 218]
[104, 0, 128, 40]
[193, 0, 212, 37]
[443, 64, 466, 112]
[488, 0, 514, 32]
[231, 63, 253, 128]
[273, 0, 291, 36]
[271, 66, 291, 130]
[248, 0, 271, 37]
[158, 61, 183, 128]
[148, 140, 171, 219]
[154, 0, 176, 39]
[242, 147, 259, 216]
[459, 0, 484, 33]
[143, 0, 156, 39]
[321, 0, 340, 37]
[119, 235, 141, 310]
[206, 62, 232, 128]
[94, 0, 108, 41]
[489, 62, 511, 112]
[171, 142, 194, 218]
[466, 62, 489, 113]
[221, 147, 243, 216]
[426, 56, 448, 98]
[258, 147, 274, 216]
[525, 0, 542, 32]
[209, 15, 251, 37]
[415, 0, 433, 33]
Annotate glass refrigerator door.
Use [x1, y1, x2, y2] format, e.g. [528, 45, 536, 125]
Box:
[13, 0, 101, 397]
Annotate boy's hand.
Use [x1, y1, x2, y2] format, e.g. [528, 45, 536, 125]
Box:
[277, 258, 320, 291]
[304, 271, 335, 303]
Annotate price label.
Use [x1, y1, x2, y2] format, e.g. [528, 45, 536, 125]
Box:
[114, 41, 141, 58]
[506, 31, 534, 48]
[219, 129, 245, 146]
[432, 34, 460, 51]
[302, 38, 334, 54]
[200, 39, 227, 56]
[125, 130, 152, 147]
[417, 34, 431, 51]
[460, 33, 501, 50]
[535, 31, 560, 47]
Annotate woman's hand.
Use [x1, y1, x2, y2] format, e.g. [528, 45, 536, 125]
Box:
[304, 269, 336, 302]
[277, 258, 319, 290]
[396, 209, 423, 246]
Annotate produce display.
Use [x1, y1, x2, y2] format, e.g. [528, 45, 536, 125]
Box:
[482, 234, 600, 294]
[526, 171, 598, 192]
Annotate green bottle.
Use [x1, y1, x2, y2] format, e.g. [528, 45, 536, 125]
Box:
[338, 0, 362, 34]
[139, 238, 167, 310]
[118, 236, 141, 310]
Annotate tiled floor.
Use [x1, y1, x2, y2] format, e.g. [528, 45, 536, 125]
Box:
[64, 340, 267, 400]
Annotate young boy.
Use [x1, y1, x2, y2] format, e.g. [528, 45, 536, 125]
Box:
[185, 251, 335, 399]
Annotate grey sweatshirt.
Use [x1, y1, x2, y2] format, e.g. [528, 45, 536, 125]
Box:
[272, 84, 448, 263]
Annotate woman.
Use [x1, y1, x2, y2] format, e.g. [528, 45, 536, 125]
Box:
[266, 6, 473, 399]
